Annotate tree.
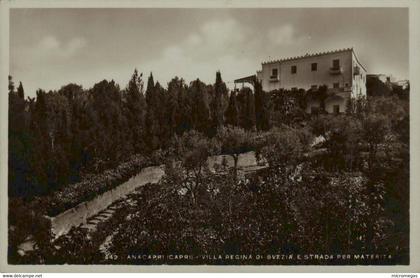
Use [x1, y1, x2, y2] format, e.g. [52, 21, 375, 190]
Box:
[145, 72, 155, 105]
[187, 79, 211, 134]
[216, 126, 254, 181]
[172, 77, 191, 134]
[34, 90, 48, 136]
[23, 89, 50, 195]
[317, 85, 329, 113]
[145, 73, 161, 150]
[254, 80, 271, 131]
[366, 75, 392, 98]
[125, 69, 146, 153]
[9, 81, 26, 132]
[367, 96, 407, 132]
[156, 82, 172, 146]
[361, 114, 389, 171]
[16, 82, 24, 99]
[59, 83, 84, 102]
[8, 79, 31, 197]
[323, 116, 363, 172]
[270, 89, 306, 127]
[225, 91, 239, 127]
[258, 128, 308, 183]
[169, 130, 219, 205]
[236, 87, 256, 130]
[89, 80, 126, 168]
[210, 71, 228, 135]
[166, 77, 182, 136]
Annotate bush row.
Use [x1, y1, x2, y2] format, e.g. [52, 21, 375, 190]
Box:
[33, 154, 156, 217]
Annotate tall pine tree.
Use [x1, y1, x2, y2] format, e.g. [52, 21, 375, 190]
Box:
[189, 79, 211, 134]
[225, 91, 239, 127]
[210, 71, 227, 135]
[254, 80, 271, 131]
[125, 69, 146, 153]
[237, 87, 256, 130]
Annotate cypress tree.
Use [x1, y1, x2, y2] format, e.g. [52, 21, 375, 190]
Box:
[254, 81, 271, 131]
[8, 79, 29, 197]
[145, 72, 155, 106]
[225, 91, 239, 127]
[189, 79, 211, 134]
[211, 71, 227, 134]
[17, 82, 25, 99]
[244, 88, 256, 130]
[126, 69, 146, 153]
[167, 77, 183, 136]
[145, 72, 159, 150]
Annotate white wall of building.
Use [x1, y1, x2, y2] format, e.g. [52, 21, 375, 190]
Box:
[257, 49, 367, 114]
[280, 51, 353, 90]
[258, 62, 282, 92]
[351, 51, 367, 98]
[259, 50, 354, 91]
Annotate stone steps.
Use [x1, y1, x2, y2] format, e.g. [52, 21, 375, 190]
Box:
[79, 196, 138, 233]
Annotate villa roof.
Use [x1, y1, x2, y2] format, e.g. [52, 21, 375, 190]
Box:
[262, 47, 353, 65]
[262, 47, 367, 72]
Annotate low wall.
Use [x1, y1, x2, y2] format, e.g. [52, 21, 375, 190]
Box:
[49, 151, 258, 239]
[207, 151, 258, 170]
[50, 166, 165, 238]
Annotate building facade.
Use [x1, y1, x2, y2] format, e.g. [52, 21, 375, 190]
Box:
[239, 48, 367, 114]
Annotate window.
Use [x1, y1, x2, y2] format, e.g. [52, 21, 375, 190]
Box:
[345, 83, 349, 87]
[291, 65, 297, 74]
[333, 105, 340, 114]
[333, 82, 340, 89]
[271, 68, 278, 77]
[311, 63, 318, 71]
[332, 59, 340, 69]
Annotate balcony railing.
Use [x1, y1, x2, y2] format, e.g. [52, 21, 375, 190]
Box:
[329, 67, 342, 75]
[269, 75, 279, 82]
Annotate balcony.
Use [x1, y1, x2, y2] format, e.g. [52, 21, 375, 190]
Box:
[269, 75, 279, 82]
[329, 67, 342, 75]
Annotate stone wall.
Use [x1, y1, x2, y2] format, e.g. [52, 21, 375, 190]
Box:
[49, 152, 259, 239]
[50, 166, 165, 238]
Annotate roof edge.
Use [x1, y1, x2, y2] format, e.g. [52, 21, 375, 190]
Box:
[262, 47, 354, 65]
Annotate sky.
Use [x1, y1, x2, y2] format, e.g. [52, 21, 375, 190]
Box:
[10, 8, 408, 97]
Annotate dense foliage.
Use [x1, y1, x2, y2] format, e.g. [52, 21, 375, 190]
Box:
[107, 95, 408, 264]
[8, 71, 409, 265]
[9, 71, 270, 199]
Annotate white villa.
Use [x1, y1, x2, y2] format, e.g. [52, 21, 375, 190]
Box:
[235, 48, 367, 114]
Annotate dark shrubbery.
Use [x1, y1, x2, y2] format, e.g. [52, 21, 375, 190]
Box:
[8, 70, 409, 265]
[43, 154, 155, 216]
